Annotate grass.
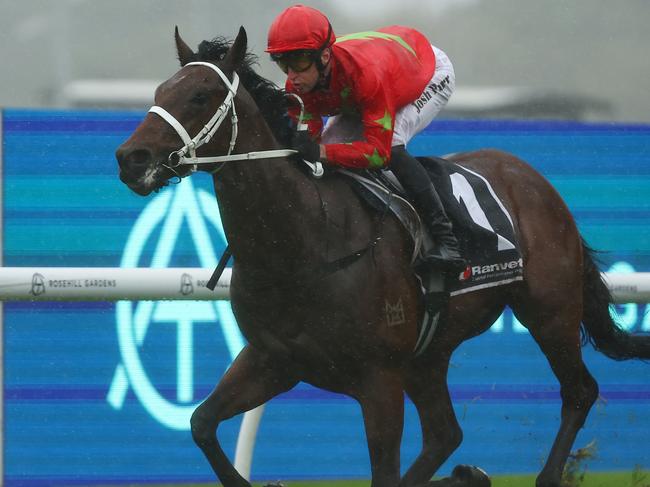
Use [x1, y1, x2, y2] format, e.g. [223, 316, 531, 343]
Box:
[108, 441, 647, 487]
[117, 470, 650, 487]
[283, 471, 650, 487]
[490, 469, 650, 486]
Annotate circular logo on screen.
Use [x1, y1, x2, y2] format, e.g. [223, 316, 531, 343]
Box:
[107, 179, 244, 430]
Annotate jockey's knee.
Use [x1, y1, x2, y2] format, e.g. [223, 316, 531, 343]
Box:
[389, 145, 430, 194]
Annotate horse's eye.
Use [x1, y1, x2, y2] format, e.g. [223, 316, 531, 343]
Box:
[191, 92, 209, 105]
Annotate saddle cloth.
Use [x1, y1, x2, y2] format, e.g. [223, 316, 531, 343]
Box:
[340, 155, 524, 297]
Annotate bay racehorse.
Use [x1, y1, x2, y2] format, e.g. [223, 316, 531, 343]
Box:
[115, 27, 650, 487]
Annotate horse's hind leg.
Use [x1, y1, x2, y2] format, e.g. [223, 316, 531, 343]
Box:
[190, 344, 298, 487]
[399, 356, 462, 487]
[511, 299, 599, 487]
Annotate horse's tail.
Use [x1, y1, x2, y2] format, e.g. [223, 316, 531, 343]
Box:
[581, 240, 650, 360]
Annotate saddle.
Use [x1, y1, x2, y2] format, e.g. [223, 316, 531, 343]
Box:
[338, 156, 524, 355]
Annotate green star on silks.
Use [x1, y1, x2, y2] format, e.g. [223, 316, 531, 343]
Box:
[375, 110, 393, 131]
[364, 148, 387, 168]
[340, 86, 351, 100]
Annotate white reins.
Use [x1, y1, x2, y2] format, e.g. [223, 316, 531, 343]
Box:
[148, 61, 323, 178]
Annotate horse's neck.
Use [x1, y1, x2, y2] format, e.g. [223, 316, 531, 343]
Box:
[212, 113, 323, 271]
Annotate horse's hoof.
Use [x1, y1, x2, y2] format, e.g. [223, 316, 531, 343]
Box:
[451, 464, 491, 487]
[262, 483, 285, 487]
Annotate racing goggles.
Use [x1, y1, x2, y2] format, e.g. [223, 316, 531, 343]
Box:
[271, 50, 318, 74]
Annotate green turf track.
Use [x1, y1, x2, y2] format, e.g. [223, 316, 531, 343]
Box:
[126, 470, 649, 487]
[285, 472, 650, 487]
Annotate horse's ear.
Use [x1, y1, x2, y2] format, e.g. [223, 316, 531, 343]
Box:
[222, 26, 247, 73]
[175, 26, 195, 66]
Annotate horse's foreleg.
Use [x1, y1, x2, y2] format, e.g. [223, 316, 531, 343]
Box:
[190, 344, 298, 487]
[400, 359, 462, 487]
[354, 366, 405, 487]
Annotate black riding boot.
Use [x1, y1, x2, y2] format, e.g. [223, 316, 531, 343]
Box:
[412, 185, 467, 273]
[390, 145, 467, 273]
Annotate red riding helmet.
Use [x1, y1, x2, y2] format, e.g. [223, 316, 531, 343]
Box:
[266, 5, 335, 54]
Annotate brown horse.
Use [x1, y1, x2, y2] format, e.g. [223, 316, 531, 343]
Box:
[115, 27, 650, 487]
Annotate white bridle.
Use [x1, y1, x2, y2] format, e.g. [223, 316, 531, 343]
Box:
[148, 61, 323, 177]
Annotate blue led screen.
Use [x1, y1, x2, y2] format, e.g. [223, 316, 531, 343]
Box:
[2, 110, 649, 485]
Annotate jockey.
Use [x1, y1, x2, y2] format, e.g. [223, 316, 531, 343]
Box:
[267, 5, 466, 273]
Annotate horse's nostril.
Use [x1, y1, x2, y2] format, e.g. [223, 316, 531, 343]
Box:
[117, 147, 153, 169]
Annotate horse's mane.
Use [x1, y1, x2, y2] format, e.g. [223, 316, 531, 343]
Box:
[193, 37, 293, 146]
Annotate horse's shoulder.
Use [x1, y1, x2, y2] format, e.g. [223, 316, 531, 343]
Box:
[315, 170, 366, 198]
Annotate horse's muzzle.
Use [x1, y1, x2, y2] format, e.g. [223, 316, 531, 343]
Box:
[115, 144, 153, 174]
[115, 144, 162, 195]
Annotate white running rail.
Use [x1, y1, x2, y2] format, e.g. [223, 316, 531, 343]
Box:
[0, 267, 648, 303]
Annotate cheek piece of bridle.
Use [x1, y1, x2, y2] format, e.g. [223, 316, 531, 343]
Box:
[148, 61, 324, 181]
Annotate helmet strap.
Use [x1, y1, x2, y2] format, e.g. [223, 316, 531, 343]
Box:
[314, 22, 333, 72]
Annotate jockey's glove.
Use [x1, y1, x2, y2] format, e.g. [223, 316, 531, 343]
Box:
[291, 130, 320, 163]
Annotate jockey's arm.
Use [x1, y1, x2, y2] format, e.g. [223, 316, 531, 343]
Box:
[286, 81, 395, 169]
[321, 88, 395, 169]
